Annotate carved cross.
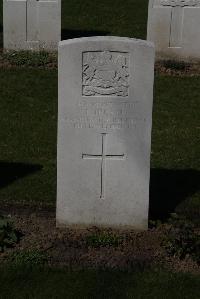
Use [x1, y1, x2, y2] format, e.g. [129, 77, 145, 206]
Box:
[160, 0, 198, 47]
[26, 0, 55, 42]
[82, 133, 125, 199]
[26, 0, 40, 42]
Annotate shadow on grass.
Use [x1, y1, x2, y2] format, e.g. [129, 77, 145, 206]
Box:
[61, 29, 109, 40]
[149, 168, 200, 221]
[0, 161, 43, 189]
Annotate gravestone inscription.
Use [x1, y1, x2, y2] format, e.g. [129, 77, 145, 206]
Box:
[57, 37, 155, 229]
[147, 0, 200, 60]
[3, 0, 61, 51]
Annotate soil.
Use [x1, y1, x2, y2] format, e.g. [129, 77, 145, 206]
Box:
[1, 49, 200, 76]
[155, 61, 200, 77]
[0, 49, 57, 70]
[0, 50, 199, 273]
[0, 204, 199, 274]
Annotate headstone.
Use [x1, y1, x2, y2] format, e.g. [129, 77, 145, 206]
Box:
[3, 0, 61, 51]
[147, 0, 200, 60]
[57, 37, 155, 229]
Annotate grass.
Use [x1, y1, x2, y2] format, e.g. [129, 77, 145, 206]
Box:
[152, 76, 200, 169]
[151, 76, 200, 222]
[0, 69, 57, 205]
[0, 2, 199, 218]
[0, 70, 199, 223]
[86, 232, 121, 248]
[61, 0, 148, 39]
[0, 1, 199, 296]
[0, 265, 200, 299]
[8, 250, 49, 267]
[0, 1, 148, 45]
[1, 50, 57, 67]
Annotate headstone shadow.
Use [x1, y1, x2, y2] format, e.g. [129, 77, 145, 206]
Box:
[149, 168, 200, 221]
[0, 161, 43, 189]
[61, 29, 109, 40]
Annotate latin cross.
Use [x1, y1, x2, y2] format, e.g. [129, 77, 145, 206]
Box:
[82, 133, 125, 199]
[160, 0, 198, 47]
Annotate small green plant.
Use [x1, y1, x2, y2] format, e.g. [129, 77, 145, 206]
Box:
[86, 232, 121, 248]
[163, 214, 200, 264]
[162, 60, 189, 71]
[0, 216, 19, 252]
[9, 250, 48, 267]
[149, 219, 162, 229]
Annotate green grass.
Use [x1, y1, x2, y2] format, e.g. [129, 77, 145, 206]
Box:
[0, 0, 199, 221]
[0, 0, 199, 222]
[61, 0, 148, 39]
[0, 0, 148, 46]
[0, 1, 199, 296]
[86, 232, 121, 248]
[1, 50, 57, 67]
[0, 69, 57, 205]
[0, 266, 200, 299]
[152, 76, 200, 169]
[0, 70, 199, 223]
[151, 76, 200, 222]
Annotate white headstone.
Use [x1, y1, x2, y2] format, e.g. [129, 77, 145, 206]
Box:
[3, 0, 61, 51]
[57, 37, 155, 230]
[147, 0, 200, 60]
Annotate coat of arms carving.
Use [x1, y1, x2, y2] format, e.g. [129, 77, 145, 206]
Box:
[82, 51, 130, 97]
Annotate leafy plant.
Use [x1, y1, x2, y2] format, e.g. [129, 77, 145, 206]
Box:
[163, 214, 200, 264]
[0, 216, 19, 252]
[149, 219, 162, 229]
[86, 232, 121, 248]
[9, 250, 48, 267]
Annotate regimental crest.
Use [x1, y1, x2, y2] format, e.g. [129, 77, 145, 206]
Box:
[160, 0, 198, 6]
[82, 51, 130, 97]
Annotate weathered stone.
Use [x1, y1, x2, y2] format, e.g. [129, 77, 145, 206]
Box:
[3, 0, 61, 51]
[147, 0, 200, 61]
[57, 37, 155, 229]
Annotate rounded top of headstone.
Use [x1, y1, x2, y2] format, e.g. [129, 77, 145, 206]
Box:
[59, 36, 155, 49]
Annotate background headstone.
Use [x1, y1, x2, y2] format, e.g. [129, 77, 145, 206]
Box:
[147, 0, 200, 61]
[3, 0, 61, 51]
[57, 36, 155, 229]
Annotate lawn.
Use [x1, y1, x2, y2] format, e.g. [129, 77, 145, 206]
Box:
[0, 1, 200, 297]
[0, 69, 199, 224]
[0, 69, 57, 205]
[0, 1, 199, 219]
[0, 0, 149, 46]
[0, 266, 200, 299]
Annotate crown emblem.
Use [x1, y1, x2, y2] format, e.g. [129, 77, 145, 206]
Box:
[82, 51, 129, 97]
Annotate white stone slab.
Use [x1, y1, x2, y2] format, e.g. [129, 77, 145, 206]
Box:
[3, 0, 61, 51]
[57, 37, 155, 230]
[147, 0, 200, 61]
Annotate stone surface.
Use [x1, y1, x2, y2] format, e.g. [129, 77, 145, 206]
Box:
[57, 36, 155, 229]
[3, 0, 61, 51]
[147, 0, 200, 61]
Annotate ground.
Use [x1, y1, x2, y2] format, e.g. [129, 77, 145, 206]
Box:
[0, 205, 199, 273]
[0, 1, 200, 298]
